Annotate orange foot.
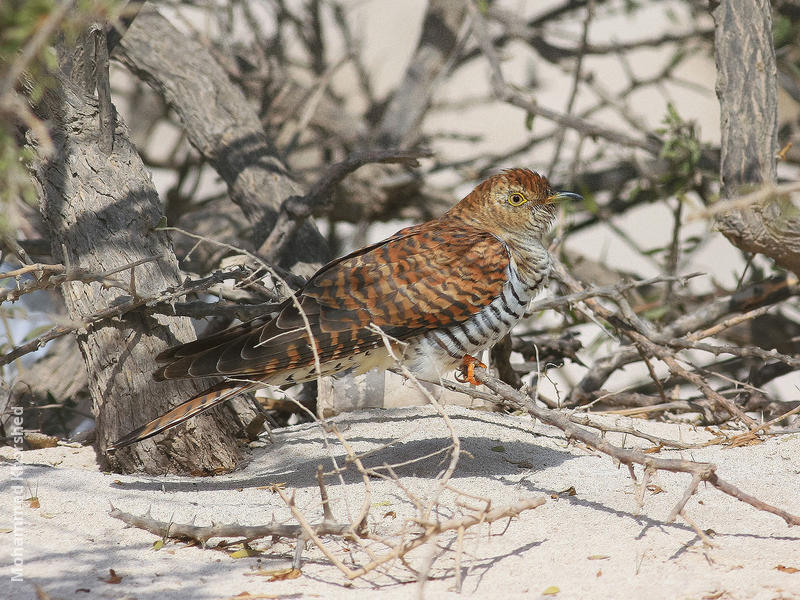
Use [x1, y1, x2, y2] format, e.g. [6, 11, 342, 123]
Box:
[455, 355, 487, 386]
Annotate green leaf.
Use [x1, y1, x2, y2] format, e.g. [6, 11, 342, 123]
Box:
[525, 112, 534, 131]
[230, 547, 261, 559]
[773, 15, 793, 47]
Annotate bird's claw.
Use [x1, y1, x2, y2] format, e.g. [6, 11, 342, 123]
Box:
[455, 355, 486, 386]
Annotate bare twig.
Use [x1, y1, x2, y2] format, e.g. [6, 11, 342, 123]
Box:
[259, 148, 432, 259]
[468, 3, 661, 155]
[343, 497, 546, 580]
[1, 257, 158, 303]
[473, 367, 800, 527]
[567, 414, 708, 450]
[689, 181, 800, 221]
[0, 263, 256, 366]
[723, 402, 800, 447]
[109, 503, 350, 547]
[527, 272, 703, 314]
[546, 0, 594, 176]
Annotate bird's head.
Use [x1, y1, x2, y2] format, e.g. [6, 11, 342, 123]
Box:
[447, 168, 582, 241]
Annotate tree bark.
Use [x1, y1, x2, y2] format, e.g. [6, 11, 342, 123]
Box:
[32, 29, 255, 474]
[712, 0, 800, 276]
[113, 8, 330, 277]
[374, 0, 468, 147]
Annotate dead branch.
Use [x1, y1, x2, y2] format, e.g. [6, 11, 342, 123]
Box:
[689, 181, 800, 221]
[0, 265, 257, 367]
[374, 0, 468, 147]
[472, 367, 800, 527]
[114, 7, 329, 270]
[259, 148, 433, 260]
[110, 468, 352, 571]
[627, 329, 758, 427]
[346, 497, 546, 581]
[108, 504, 351, 546]
[567, 414, 709, 450]
[527, 272, 704, 314]
[0, 256, 158, 303]
[722, 402, 800, 447]
[568, 269, 800, 406]
[468, 3, 662, 155]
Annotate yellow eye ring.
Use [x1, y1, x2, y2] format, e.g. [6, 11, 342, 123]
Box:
[508, 192, 528, 206]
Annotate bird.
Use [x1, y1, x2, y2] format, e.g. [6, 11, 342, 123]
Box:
[108, 168, 581, 451]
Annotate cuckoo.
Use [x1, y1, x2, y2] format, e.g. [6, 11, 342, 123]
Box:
[109, 168, 581, 450]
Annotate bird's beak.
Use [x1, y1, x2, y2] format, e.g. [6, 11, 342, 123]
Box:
[545, 191, 583, 204]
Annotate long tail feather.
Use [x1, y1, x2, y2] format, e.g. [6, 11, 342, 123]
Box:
[107, 381, 258, 451]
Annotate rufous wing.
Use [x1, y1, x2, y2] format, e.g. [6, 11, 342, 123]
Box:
[153, 219, 510, 382]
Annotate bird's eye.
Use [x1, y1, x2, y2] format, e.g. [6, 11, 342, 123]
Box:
[508, 192, 528, 206]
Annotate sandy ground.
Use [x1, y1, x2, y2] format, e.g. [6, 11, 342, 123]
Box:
[2, 405, 800, 600]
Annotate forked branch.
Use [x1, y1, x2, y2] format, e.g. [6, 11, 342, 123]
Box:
[472, 367, 800, 527]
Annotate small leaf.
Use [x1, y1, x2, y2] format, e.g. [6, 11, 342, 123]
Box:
[230, 548, 261, 559]
[542, 585, 560, 595]
[490, 445, 505, 452]
[100, 569, 123, 584]
[776, 565, 799, 574]
[264, 567, 302, 582]
[587, 555, 610, 560]
[152, 540, 164, 551]
[524, 112, 534, 131]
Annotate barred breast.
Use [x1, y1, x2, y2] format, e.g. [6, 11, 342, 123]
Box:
[404, 251, 550, 381]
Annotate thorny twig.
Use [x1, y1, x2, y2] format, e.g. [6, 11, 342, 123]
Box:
[471, 367, 800, 527]
[551, 258, 791, 424]
[0, 256, 159, 303]
[0, 263, 258, 367]
[110, 470, 353, 570]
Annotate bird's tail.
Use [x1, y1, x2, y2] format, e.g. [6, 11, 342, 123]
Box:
[107, 381, 259, 451]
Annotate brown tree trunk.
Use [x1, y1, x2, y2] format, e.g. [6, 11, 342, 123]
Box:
[374, 0, 468, 147]
[113, 8, 330, 276]
[712, 0, 800, 276]
[32, 29, 254, 474]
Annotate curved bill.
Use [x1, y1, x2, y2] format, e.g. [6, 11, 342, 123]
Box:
[546, 191, 584, 204]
